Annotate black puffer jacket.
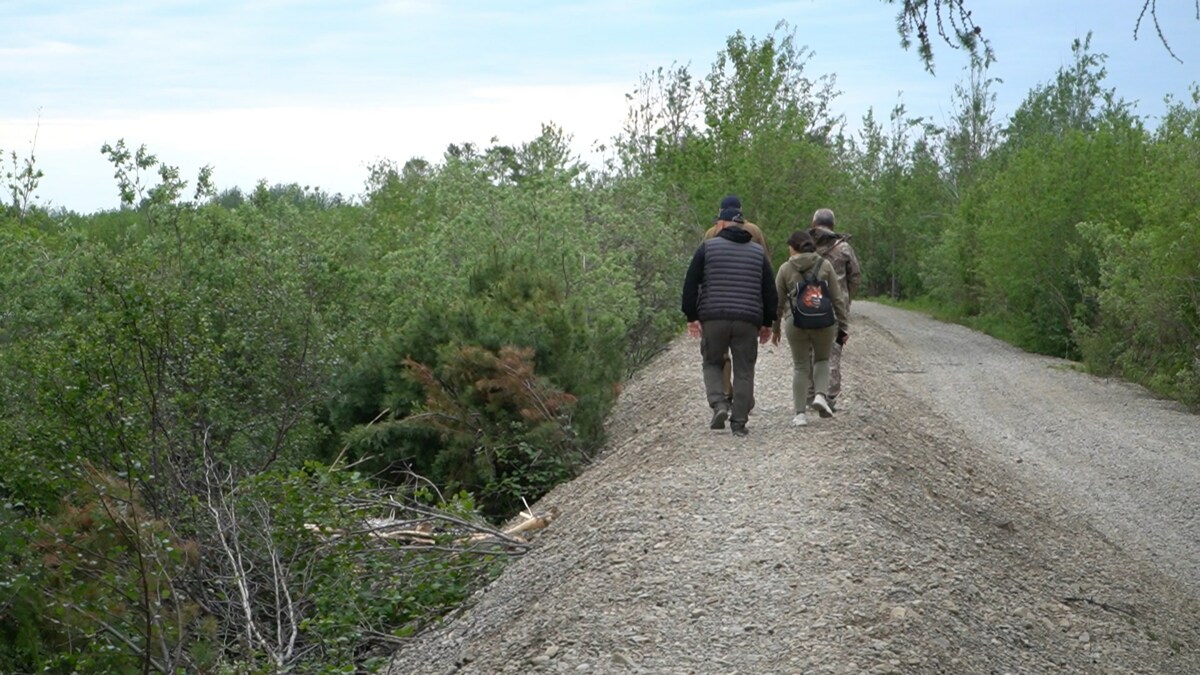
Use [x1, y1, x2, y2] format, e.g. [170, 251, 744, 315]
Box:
[681, 226, 778, 327]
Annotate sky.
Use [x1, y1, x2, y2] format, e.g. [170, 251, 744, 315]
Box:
[2, 0, 1198, 214]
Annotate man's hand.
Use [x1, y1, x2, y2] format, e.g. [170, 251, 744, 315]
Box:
[687, 320, 702, 338]
[836, 329, 849, 346]
[771, 327, 782, 346]
[758, 326, 772, 345]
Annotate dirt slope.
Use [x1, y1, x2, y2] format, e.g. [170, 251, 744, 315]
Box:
[386, 301, 1200, 674]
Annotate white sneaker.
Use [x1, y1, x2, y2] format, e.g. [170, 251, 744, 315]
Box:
[791, 413, 808, 427]
[813, 394, 834, 418]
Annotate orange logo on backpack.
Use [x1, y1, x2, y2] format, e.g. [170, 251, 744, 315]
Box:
[801, 284, 824, 309]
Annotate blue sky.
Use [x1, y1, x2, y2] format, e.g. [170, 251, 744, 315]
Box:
[3, 0, 1198, 213]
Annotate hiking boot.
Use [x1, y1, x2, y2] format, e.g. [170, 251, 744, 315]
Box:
[730, 421, 748, 437]
[791, 413, 808, 427]
[812, 394, 834, 418]
[827, 396, 838, 413]
[710, 402, 730, 430]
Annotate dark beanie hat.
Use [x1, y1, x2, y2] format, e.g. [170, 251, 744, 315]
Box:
[720, 194, 741, 210]
[718, 207, 744, 223]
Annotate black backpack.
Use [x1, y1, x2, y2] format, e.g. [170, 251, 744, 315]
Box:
[791, 261, 837, 329]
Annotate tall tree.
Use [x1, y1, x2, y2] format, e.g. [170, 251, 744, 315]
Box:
[617, 22, 845, 257]
[921, 56, 1002, 313]
[971, 36, 1146, 356]
[940, 56, 1002, 199]
[844, 102, 946, 299]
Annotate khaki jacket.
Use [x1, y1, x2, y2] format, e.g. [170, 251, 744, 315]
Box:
[773, 251, 850, 333]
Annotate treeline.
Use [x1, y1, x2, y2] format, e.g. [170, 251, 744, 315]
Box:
[1, 23, 1197, 673]
[621, 29, 1198, 404]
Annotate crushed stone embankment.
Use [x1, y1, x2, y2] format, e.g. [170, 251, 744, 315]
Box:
[386, 301, 1200, 674]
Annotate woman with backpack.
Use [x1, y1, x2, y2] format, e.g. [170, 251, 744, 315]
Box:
[770, 229, 850, 427]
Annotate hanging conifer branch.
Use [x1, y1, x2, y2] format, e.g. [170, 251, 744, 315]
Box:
[1134, 0, 1200, 63]
[889, 0, 1198, 71]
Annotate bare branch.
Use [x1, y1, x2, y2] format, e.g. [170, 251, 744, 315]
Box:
[1133, 0, 1193, 63]
[252, 499, 299, 662]
[202, 440, 281, 666]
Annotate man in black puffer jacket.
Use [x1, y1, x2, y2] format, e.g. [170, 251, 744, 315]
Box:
[682, 207, 778, 437]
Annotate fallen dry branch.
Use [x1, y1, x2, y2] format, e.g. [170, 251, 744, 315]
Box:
[364, 529, 438, 545]
[302, 498, 558, 554]
[470, 506, 559, 541]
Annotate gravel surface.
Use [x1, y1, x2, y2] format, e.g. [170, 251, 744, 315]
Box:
[858, 302, 1200, 592]
[386, 301, 1200, 674]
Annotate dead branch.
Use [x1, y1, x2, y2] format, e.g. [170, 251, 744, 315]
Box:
[202, 437, 296, 669]
[506, 507, 558, 536]
[303, 500, 558, 553]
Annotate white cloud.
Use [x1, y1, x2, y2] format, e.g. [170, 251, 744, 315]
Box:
[0, 39, 86, 60]
[0, 39, 90, 80]
[2, 80, 631, 212]
[373, 0, 439, 14]
[5, 0, 1198, 214]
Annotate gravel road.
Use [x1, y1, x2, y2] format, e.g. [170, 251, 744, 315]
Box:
[858, 301, 1200, 592]
[386, 301, 1200, 674]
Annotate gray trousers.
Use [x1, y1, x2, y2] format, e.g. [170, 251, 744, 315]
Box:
[700, 319, 759, 423]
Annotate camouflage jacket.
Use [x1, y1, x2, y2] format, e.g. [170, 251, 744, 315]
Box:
[810, 226, 861, 302]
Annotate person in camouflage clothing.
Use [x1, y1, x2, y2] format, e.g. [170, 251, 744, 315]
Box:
[807, 208, 861, 412]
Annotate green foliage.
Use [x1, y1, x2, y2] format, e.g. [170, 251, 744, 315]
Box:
[2, 458, 502, 673]
[328, 249, 624, 518]
[100, 138, 215, 209]
[939, 56, 1003, 200]
[1075, 217, 1200, 404]
[15, 208, 340, 511]
[927, 38, 1149, 352]
[843, 103, 950, 299]
[614, 22, 845, 261]
[6, 21, 1200, 673]
[1002, 34, 1125, 150]
[4, 144, 45, 222]
[932, 36, 1141, 357]
[192, 464, 501, 671]
[698, 22, 845, 241]
[923, 57, 1001, 316]
[26, 466, 201, 674]
[0, 152, 395, 671]
[1072, 87, 1200, 403]
[0, 227, 82, 512]
[402, 344, 579, 518]
[887, 0, 992, 73]
[0, 512, 44, 670]
[328, 126, 690, 518]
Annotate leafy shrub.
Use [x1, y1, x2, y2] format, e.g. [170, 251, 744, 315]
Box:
[12, 465, 202, 674]
[326, 253, 614, 518]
